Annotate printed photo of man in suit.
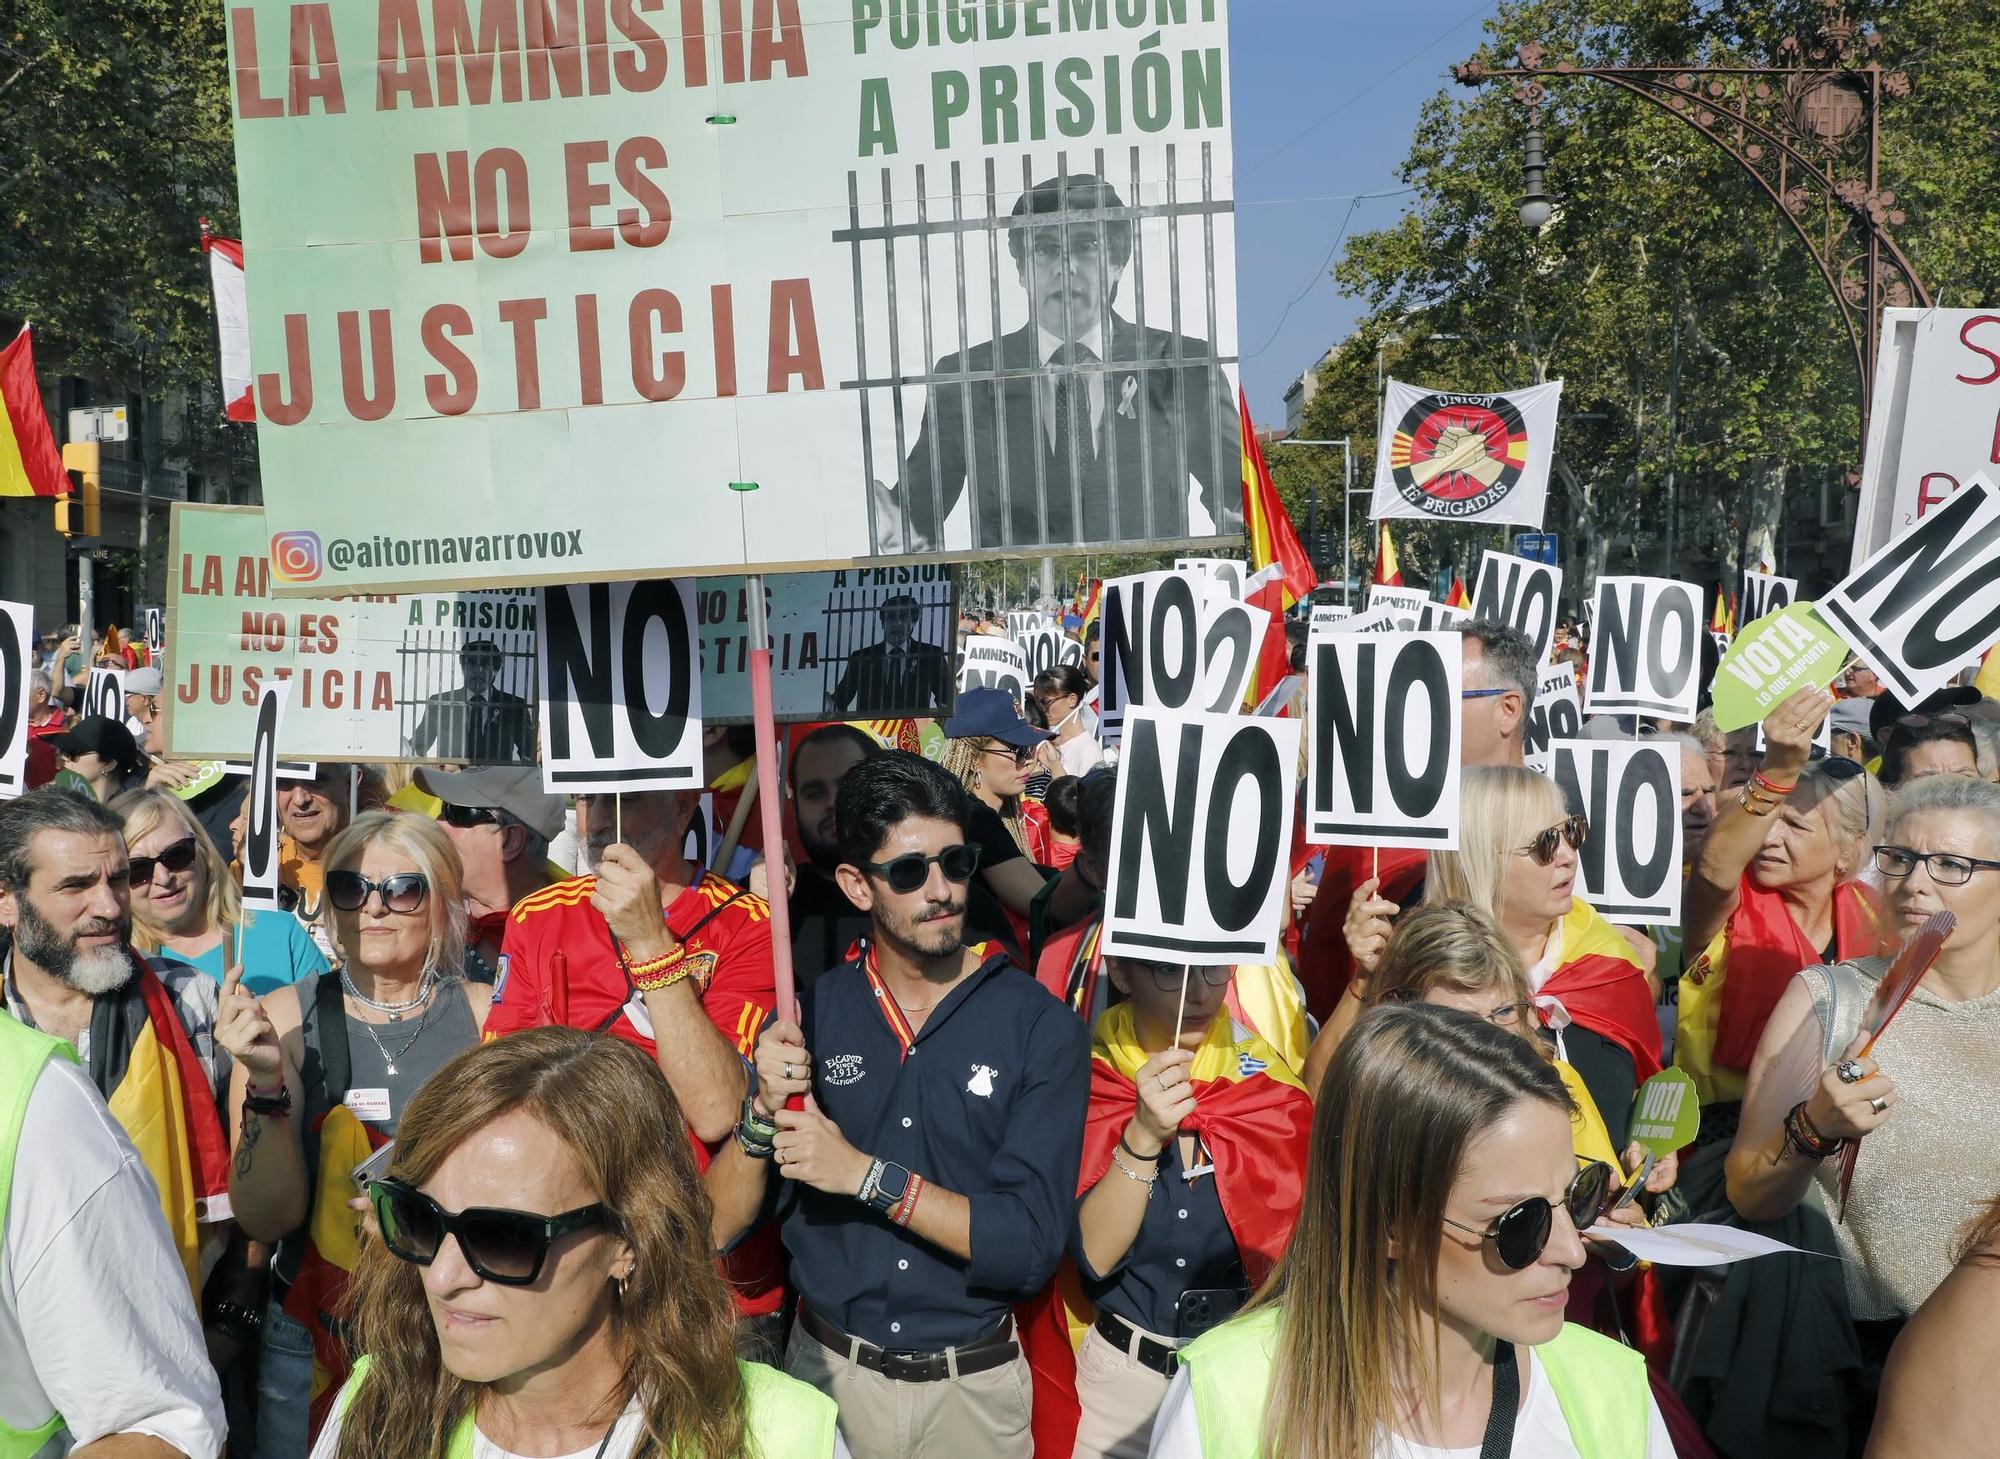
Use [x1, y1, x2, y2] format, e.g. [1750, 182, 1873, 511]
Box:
[826, 593, 952, 714]
[405, 638, 535, 762]
[875, 172, 1242, 552]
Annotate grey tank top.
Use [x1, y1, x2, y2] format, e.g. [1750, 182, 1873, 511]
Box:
[297, 969, 479, 1137]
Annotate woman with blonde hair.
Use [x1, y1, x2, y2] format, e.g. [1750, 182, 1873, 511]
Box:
[113, 787, 328, 994]
[213, 811, 492, 1459]
[309, 1027, 838, 1459]
[937, 687, 1058, 949]
[1332, 766, 1662, 1144]
[1152, 1003, 1674, 1458]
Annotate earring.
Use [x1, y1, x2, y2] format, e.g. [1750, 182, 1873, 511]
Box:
[615, 1272, 630, 1300]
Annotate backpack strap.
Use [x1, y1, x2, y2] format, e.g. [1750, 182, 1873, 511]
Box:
[315, 970, 352, 1104]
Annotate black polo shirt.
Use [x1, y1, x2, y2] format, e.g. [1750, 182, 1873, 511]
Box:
[778, 946, 1090, 1350]
[1074, 1137, 1245, 1339]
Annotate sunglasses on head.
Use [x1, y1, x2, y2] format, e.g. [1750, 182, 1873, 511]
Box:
[861, 843, 983, 893]
[1521, 815, 1588, 865]
[1444, 1159, 1612, 1270]
[1890, 711, 1970, 739]
[438, 802, 500, 830]
[326, 869, 430, 914]
[369, 1177, 608, 1286]
[128, 837, 199, 886]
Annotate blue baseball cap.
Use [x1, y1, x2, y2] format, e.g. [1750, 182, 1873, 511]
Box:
[943, 688, 1052, 749]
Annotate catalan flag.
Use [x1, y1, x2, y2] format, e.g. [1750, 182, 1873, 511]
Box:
[0, 326, 66, 499]
[1239, 389, 1316, 609]
[1373, 522, 1403, 587]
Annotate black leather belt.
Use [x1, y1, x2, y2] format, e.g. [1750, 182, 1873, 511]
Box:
[798, 1303, 1018, 1384]
[1094, 1310, 1179, 1377]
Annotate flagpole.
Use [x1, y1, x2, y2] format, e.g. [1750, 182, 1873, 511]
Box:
[734, 483, 799, 1023]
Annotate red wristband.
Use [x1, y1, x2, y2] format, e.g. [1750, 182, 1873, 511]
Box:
[891, 1172, 924, 1227]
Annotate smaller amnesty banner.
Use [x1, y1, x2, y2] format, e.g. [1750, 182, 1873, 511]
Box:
[165, 506, 958, 760]
[1369, 378, 1563, 526]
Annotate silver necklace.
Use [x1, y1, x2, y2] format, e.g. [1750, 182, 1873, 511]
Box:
[348, 987, 436, 1078]
[340, 968, 437, 1022]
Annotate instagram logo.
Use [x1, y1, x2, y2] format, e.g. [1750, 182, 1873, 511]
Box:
[269, 531, 323, 583]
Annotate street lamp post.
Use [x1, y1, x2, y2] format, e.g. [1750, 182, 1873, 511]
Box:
[1452, 1, 1928, 462]
[1277, 438, 1354, 604]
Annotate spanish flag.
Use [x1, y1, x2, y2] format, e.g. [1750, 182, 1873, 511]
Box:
[1078, 578, 1103, 637]
[1446, 576, 1471, 609]
[0, 326, 66, 499]
[1976, 643, 2000, 702]
[1239, 389, 1316, 609]
[1709, 586, 1731, 636]
[1373, 522, 1403, 587]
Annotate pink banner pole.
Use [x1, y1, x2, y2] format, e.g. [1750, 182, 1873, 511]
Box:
[744, 572, 797, 1023]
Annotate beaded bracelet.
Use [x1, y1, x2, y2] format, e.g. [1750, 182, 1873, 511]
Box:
[891, 1173, 925, 1227]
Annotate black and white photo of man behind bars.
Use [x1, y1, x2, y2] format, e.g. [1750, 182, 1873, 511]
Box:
[869, 168, 1241, 553]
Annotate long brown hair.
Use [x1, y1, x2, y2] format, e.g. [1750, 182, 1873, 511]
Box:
[336, 1028, 747, 1459]
[1248, 1003, 1570, 1459]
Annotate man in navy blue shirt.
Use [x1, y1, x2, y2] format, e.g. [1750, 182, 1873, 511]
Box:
[706, 752, 1090, 1459]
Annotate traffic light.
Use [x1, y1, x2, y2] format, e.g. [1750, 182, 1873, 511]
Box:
[59, 441, 100, 538]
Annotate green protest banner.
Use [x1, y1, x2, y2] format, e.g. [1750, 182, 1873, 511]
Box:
[1628, 1068, 1700, 1157]
[1709, 601, 1850, 732]
[226, 2, 1243, 596]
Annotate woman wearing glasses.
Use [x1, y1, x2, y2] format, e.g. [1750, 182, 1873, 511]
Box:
[1333, 766, 1662, 1147]
[939, 688, 1058, 949]
[1031, 664, 1105, 779]
[1067, 956, 1312, 1459]
[1151, 1003, 1674, 1458]
[215, 811, 490, 1459]
[310, 1027, 840, 1459]
[114, 788, 329, 996]
[1728, 774, 2000, 1373]
[1680, 686, 1882, 1114]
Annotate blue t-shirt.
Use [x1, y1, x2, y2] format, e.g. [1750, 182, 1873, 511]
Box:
[155, 909, 330, 996]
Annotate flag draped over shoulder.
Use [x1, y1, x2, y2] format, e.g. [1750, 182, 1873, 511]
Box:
[201, 231, 256, 423]
[1239, 389, 1315, 609]
[0, 327, 66, 499]
[1373, 522, 1403, 587]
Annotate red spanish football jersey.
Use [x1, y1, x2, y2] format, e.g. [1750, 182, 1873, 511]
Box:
[490, 870, 782, 1314]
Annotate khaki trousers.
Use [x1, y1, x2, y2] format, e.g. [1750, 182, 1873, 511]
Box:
[1071, 1323, 1174, 1459]
[784, 1319, 1034, 1459]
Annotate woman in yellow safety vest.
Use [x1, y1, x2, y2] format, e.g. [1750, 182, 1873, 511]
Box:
[1151, 1003, 1674, 1459]
[308, 1027, 840, 1459]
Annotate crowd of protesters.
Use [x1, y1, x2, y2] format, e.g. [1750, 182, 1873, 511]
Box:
[6, 600, 2000, 1459]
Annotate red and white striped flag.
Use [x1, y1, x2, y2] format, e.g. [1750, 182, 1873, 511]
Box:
[200, 226, 255, 422]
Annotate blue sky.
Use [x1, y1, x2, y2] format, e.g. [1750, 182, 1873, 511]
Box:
[1228, 1, 1501, 428]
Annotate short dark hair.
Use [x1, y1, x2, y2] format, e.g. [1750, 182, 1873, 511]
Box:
[1457, 620, 1539, 710]
[880, 593, 920, 613]
[1044, 776, 1084, 839]
[1284, 618, 1310, 674]
[0, 789, 126, 892]
[462, 639, 500, 658]
[834, 752, 971, 867]
[1079, 766, 1117, 875]
[788, 723, 883, 793]
[1031, 664, 1092, 704]
[1008, 174, 1133, 271]
[1880, 717, 1978, 788]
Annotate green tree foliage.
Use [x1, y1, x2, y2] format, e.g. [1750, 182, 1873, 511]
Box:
[1293, 0, 1999, 603]
[0, 1, 238, 397]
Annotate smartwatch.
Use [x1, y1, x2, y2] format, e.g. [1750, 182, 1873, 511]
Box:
[866, 1161, 912, 1217]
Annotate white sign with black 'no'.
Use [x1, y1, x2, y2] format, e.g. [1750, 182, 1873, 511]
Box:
[1817, 475, 2000, 707]
[959, 636, 1032, 705]
[1099, 571, 1237, 748]
[537, 580, 704, 795]
[1585, 577, 1704, 723]
[1306, 630, 1463, 849]
[0, 601, 31, 800]
[1547, 739, 1683, 925]
[240, 679, 294, 912]
[1471, 550, 1563, 663]
[1741, 570, 1797, 625]
[1523, 661, 1582, 773]
[1104, 709, 1302, 966]
[86, 667, 127, 723]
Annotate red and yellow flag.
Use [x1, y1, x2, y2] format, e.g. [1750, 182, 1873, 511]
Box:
[1446, 576, 1471, 609]
[1373, 522, 1403, 587]
[0, 326, 67, 499]
[1078, 578, 1103, 637]
[1239, 389, 1316, 609]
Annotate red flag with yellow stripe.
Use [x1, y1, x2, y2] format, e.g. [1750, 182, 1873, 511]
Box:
[1239, 389, 1316, 609]
[0, 326, 66, 499]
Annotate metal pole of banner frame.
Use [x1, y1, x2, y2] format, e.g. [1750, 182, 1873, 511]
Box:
[731, 481, 798, 1021]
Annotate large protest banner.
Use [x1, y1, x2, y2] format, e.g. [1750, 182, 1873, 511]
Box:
[1369, 379, 1562, 526]
[1852, 308, 2000, 566]
[227, 3, 1243, 596]
[164, 506, 958, 757]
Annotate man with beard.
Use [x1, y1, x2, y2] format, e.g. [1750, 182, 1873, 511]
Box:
[706, 753, 1090, 1459]
[786, 724, 882, 986]
[486, 788, 785, 1353]
[0, 790, 235, 1308]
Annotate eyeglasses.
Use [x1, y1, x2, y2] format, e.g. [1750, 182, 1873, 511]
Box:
[1461, 687, 1511, 700]
[1443, 1159, 1612, 1270]
[128, 837, 199, 886]
[368, 1178, 608, 1287]
[326, 869, 430, 913]
[1378, 987, 1525, 1028]
[1520, 815, 1588, 865]
[1872, 844, 2000, 887]
[1140, 963, 1233, 992]
[982, 742, 1036, 765]
[860, 843, 983, 894]
[438, 802, 500, 830]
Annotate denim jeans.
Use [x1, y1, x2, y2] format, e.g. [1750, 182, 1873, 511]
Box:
[255, 1297, 315, 1459]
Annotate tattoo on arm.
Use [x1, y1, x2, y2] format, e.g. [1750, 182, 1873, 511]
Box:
[236, 1107, 263, 1178]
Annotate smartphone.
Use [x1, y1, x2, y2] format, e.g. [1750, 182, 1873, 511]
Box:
[1610, 1150, 1658, 1215]
[351, 1140, 396, 1192]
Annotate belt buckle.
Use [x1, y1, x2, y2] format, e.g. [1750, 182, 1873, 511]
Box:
[882, 1349, 940, 1382]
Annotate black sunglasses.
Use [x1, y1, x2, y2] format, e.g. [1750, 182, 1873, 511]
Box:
[1444, 1159, 1612, 1270]
[861, 843, 983, 894]
[369, 1178, 608, 1286]
[326, 869, 430, 914]
[981, 741, 1036, 765]
[128, 836, 200, 886]
[1522, 815, 1588, 866]
[438, 802, 500, 830]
